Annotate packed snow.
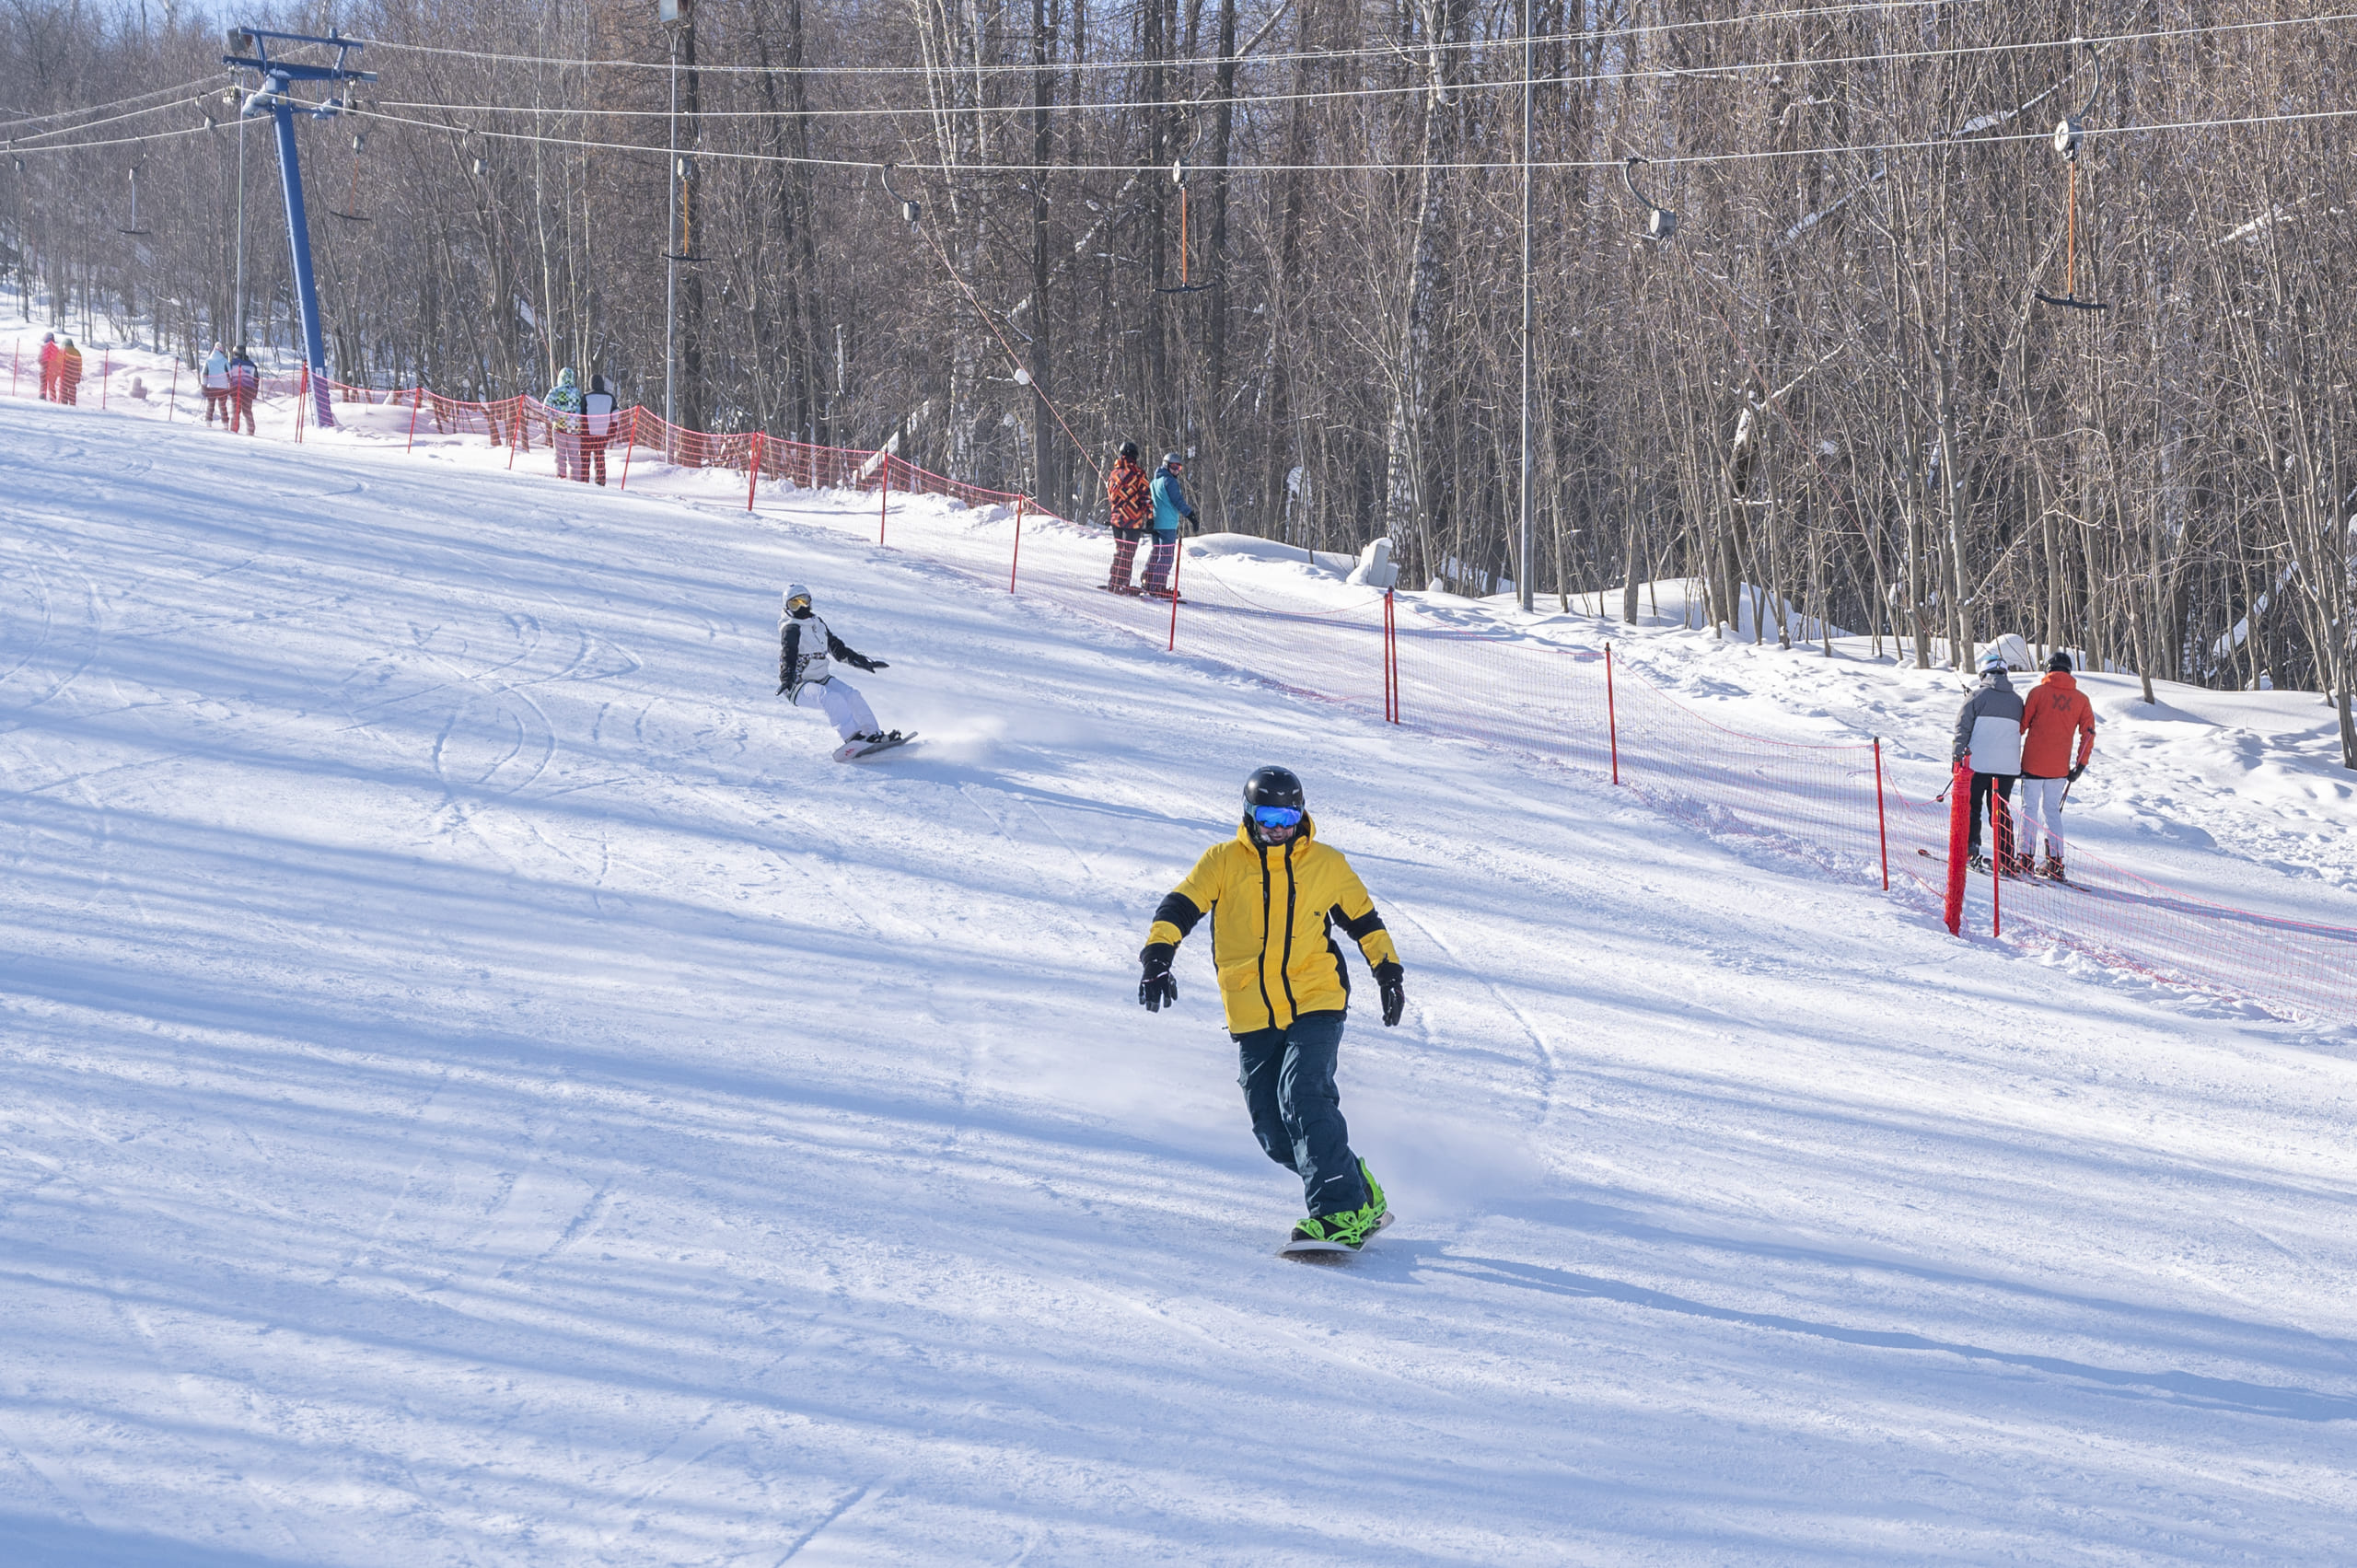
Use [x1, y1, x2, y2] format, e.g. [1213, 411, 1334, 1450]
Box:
[4, 386, 2356, 1565]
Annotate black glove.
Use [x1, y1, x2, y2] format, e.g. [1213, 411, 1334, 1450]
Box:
[2068, 762, 2085, 783]
[865, 658, 889, 670]
[1139, 944, 1178, 1013]
[1375, 960, 1405, 1028]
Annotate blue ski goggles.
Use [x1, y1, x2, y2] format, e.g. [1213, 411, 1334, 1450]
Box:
[1249, 804, 1304, 830]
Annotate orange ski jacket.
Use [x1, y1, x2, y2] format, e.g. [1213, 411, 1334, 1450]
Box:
[2019, 671, 2097, 778]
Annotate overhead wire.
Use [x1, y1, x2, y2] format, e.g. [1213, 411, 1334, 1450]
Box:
[341, 99, 2357, 179]
[348, 0, 1994, 79]
[355, 9, 2357, 124]
[0, 72, 231, 134]
[6, 121, 224, 157]
[6, 91, 225, 146]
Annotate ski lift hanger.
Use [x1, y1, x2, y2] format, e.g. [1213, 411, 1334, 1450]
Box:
[331, 128, 369, 223]
[880, 161, 922, 228]
[2035, 41, 2108, 311]
[1620, 156, 1678, 241]
[1155, 158, 1216, 295]
[118, 165, 150, 235]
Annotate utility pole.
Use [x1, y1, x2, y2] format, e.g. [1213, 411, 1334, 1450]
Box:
[223, 25, 372, 429]
[663, 0, 684, 431]
[1516, 0, 1534, 613]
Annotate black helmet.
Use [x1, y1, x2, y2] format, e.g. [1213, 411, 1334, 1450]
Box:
[1243, 765, 1305, 813]
[1120, 440, 1140, 461]
[2046, 650, 2073, 672]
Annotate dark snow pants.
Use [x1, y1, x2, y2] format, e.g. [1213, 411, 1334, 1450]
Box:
[1967, 771, 2018, 861]
[1235, 1009, 1369, 1219]
[1141, 530, 1178, 592]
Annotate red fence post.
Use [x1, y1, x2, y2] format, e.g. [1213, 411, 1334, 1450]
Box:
[405, 385, 422, 451]
[1605, 641, 1620, 785]
[748, 431, 762, 512]
[618, 408, 636, 492]
[878, 456, 889, 544]
[167, 361, 177, 421]
[99, 350, 110, 411]
[1991, 794, 2005, 938]
[1009, 497, 1025, 592]
[296, 366, 307, 443]
[1873, 737, 1890, 890]
[1383, 588, 1399, 723]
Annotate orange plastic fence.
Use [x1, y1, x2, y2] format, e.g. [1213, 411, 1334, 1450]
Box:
[10, 351, 2351, 1027]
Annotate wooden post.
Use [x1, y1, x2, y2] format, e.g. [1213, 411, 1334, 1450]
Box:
[1873, 737, 1890, 890]
[1605, 642, 1620, 784]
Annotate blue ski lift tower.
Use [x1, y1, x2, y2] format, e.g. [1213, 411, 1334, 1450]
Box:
[223, 27, 374, 430]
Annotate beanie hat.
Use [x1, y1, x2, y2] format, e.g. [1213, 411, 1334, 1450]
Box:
[2046, 650, 2073, 672]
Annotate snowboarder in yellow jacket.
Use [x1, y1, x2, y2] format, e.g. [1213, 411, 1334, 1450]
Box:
[1139, 765, 1406, 1252]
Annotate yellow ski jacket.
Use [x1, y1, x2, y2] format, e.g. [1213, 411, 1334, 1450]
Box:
[1144, 815, 1402, 1035]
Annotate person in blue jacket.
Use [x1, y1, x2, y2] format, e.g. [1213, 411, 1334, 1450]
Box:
[1141, 451, 1197, 598]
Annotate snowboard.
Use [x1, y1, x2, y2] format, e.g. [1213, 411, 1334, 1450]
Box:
[1279, 1209, 1392, 1261]
[833, 731, 918, 763]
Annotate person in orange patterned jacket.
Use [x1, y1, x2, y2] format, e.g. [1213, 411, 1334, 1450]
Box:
[56, 339, 84, 405]
[2017, 650, 2098, 882]
[1105, 441, 1153, 595]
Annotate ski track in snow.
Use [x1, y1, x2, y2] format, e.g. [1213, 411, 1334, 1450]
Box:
[3, 394, 2356, 1564]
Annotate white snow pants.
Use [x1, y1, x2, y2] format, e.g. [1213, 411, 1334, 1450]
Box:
[793, 677, 877, 742]
[2017, 775, 2071, 858]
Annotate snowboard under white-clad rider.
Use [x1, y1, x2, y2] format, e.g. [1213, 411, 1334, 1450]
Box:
[777, 584, 900, 754]
[1138, 766, 1405, 1252]
[1951, 651, 2025, 873]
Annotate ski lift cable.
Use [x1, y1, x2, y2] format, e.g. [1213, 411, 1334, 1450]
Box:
[6, 121, 220, 157]
[5, 91, 225, 146]
[0, 73, 234, 134]
[348, 0, 1995, 79]
[369, 8, 2357, 124]
[338, 99, 2357, 180]
[898, 171, 1104, 485]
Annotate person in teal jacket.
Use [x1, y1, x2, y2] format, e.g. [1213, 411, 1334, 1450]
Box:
[1142, 451, 1196, 597]
[544, 367, 586, 480]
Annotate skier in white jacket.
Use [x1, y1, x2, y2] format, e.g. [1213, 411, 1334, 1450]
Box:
[777, 584, 900, 754]
[1950, 652, 2026, 872]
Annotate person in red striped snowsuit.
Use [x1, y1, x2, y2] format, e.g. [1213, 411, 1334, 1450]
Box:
[1106, 442, 1152, 594]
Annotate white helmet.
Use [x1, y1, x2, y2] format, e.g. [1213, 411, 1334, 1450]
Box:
[784, 584, 813, 616]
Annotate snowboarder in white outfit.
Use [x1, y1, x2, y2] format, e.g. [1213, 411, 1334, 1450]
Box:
[777, 584, 901, 757]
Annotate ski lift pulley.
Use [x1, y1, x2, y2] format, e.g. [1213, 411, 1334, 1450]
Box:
[2035, 42, 2109, 312]
[1621, 157, 1678, 241]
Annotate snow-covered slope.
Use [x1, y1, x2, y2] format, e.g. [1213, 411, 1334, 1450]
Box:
[5, 397, 2356, 1565]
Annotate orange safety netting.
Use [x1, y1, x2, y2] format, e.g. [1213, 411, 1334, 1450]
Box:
[11, 351, 2352, 1028]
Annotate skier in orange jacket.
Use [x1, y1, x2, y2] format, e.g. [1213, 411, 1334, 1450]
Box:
[37, 333, 60, 400]
[56, 340, 84, 405]
[2017, 651, 2098, 880]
